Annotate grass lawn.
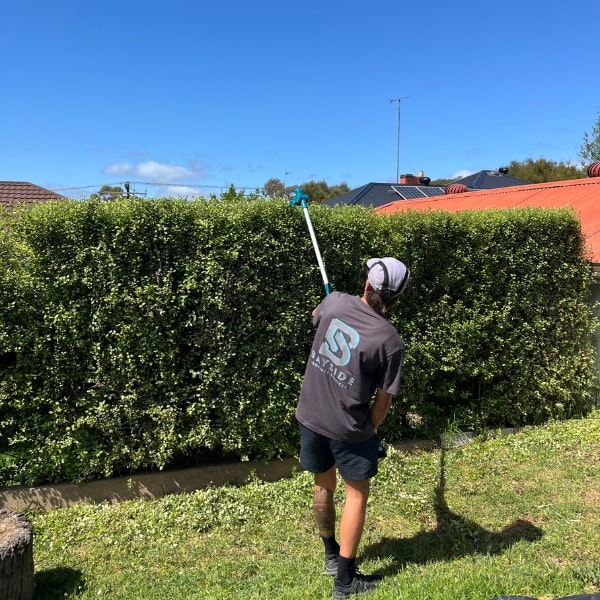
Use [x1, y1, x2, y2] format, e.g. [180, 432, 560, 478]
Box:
[30, 410, 600, 599]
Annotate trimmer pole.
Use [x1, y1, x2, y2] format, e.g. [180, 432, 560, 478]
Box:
[289, 188, 332, 296]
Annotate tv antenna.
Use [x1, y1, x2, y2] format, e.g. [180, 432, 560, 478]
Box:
[390, 96, 411, 183]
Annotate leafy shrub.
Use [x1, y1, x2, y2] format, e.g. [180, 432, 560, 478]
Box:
[0, 199, 596, 484]
[380, 208, 597, 437]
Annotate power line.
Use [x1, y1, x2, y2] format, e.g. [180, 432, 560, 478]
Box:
[51, 181, 264, 194]
[133, 181, 261, 190]
[51, 183, 122, 192]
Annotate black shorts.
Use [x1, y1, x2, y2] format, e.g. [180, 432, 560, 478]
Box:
[298, 423, 379, 481]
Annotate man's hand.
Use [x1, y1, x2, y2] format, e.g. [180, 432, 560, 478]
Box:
[371, 388, 393, 430]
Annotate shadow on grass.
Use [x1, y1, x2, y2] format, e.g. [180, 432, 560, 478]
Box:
[34, 567, 85, 599]
[363, 449, 544, 577]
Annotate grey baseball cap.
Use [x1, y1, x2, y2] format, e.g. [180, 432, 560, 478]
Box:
[366, 257, 410, 295]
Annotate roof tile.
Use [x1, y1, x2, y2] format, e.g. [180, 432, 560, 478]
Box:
[376, 177, 600, 263]
[0, 181, 65, 209]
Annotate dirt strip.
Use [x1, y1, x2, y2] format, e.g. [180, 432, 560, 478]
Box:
[0, 440, 434, 513]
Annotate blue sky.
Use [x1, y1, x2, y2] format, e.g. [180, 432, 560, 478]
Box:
[2, 1, 599, 199]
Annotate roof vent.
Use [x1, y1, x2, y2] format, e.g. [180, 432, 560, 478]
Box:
[587, 162, 600, 178]
[445, 183, 468, 195]
[419, 177, 431, 186]
[498, 166, 509, 174]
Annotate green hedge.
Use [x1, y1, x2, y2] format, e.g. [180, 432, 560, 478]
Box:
[380, 208, 597, 435]
[0, 198, 596, 484]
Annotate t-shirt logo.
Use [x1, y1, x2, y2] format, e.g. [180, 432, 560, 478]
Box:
[319, 318, 360, 367]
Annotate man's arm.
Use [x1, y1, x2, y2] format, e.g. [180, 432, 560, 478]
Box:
[371, 388, 393, 431]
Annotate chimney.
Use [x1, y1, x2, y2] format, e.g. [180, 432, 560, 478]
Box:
[399, 173, 421, 185]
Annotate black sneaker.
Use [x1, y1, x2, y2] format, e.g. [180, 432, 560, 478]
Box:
[332, 572, 379, 598]
[325, 553, 339, 576]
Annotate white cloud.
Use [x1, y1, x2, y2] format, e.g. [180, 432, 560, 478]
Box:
[103, 160, 197, 181]
[137, 161, 194, 181]
[104, 162, 134, 176]
[159, 185, 203, 198]
[450, 169, 474, 179]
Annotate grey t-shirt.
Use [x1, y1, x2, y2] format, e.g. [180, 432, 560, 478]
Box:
[295, 291, 405, 442]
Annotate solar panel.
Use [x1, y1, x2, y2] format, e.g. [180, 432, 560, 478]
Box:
[388, 185, 445, 200]
[402, 187, 425, 199]
[423, 187, 446, 197]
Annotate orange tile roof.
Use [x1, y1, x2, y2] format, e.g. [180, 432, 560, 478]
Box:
[376, 177, 600, 263]
[0, 181, 65, 209]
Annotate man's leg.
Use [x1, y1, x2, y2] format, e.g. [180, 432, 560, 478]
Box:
[333, 478, 377, 597]
[338, 478, 370, 560]
[313, 467, 337, 538]
[314, 467, 340, 576]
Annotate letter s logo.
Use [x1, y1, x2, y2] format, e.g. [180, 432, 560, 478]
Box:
[319, 318, 360, 367]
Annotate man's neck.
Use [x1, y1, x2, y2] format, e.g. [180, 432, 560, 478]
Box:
[361, 293, 386, 316]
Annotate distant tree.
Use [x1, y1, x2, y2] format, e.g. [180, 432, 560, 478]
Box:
[220, 184, 245, 202]
[263, 178, 286, 198]
[328, 182, 351, 198]
[297, 180, 332, 204]
[507, 158, 584, 183]
[262, 178, 350, 203]
[430, 178, 454, 186]
[90, 184, 125, 201]
[220, 184, 262, 202]
[578, 110, 600, 166]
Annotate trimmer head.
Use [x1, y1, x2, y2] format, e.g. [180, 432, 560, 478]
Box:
[289, 188, 309, 208]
